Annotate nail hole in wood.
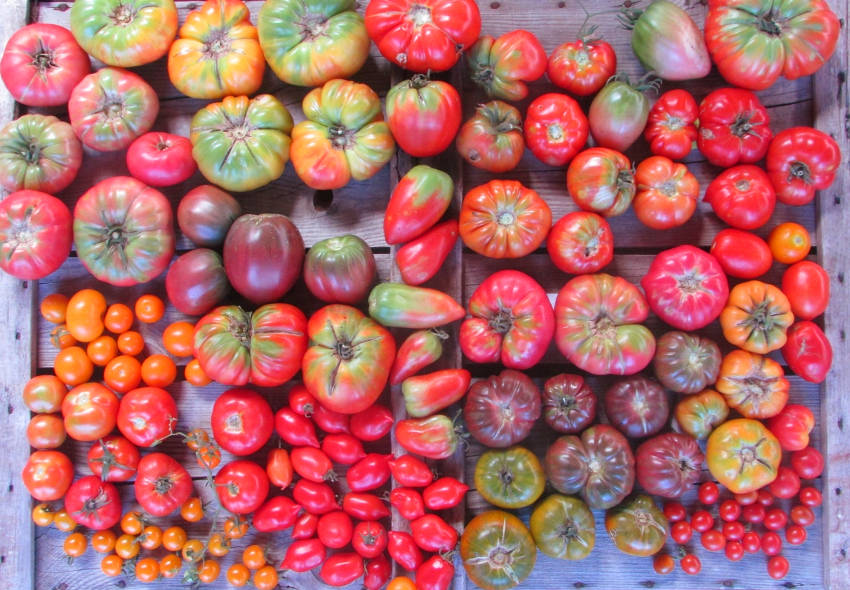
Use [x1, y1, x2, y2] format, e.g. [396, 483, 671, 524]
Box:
[835, 195, 841, 205]
[640, 582, 655, 588]
[490, 1, 500, 7]
[840, 329, 846, 341]
[0, 555, 4, 564]
[21, 281, 27, 290]
[116, 581, 126, 589]
[54, 3, 69, 12]
[558, 1, 566, 5]
[574, 583, 586, 589]
[14, 332, 19, 341]
[51, 583, 68, 590]
[838, 272, 845, 283]
[6, 404, 12, 415]
[313, 189, 334, 211]
[7, 484, 11, 492]
[722, 581, 736, 588]
[836, 487, 842, 495]
[840, 417, 845, 431]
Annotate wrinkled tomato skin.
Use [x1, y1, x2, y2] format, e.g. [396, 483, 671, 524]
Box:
[782, 321, 832, 383]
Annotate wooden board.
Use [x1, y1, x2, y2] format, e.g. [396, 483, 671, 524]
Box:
[0, 1, 848, 589]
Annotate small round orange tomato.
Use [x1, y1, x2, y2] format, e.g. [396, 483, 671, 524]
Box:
[53, 346, 94, 386]
[242, 544, 266, 570]
[387, 578, 417, 590]
[23, 375, 67, 413]
[162, 526, 188, 552]
[115, 534, 140, 559]
[40, 293, 68, 324]
[101, 554, 124, 577]
[224, 515, 249, 539]
[182, 539, 205, 562]
[197, 445, 222, 470]
[768, 222, 811, 264]
[120, 510, 145, 535]
[86, 335, 118, 366]
[27, 413, 66, 449]
[104, 355, 142, 393]
[252, 565, 279, 590]
[163, 321, 195, 357]
[226, 563, 251, 587]
[135, 556, 160, 583]
[184, 359, 212, 386]
[63, 531, 87, 558]
[139, 525, 163, 550]
[135, 294, 165, 324]
[104, 303, 134, 334]
[208, 533, 230, 557]
[50, 324, 77, 349]
[159, 553, 182, 578]
[91, 530, 117, 553]
[52, 508, 76, 532]
[66, 289, 107, 343]
[180, 497, 204, 522]
[184, 428, 210, 451]
[32, 503, 54, 527]
[198, 559, 220, 583]
[141, 354, 177, 387]
[117, 330, 145, 356]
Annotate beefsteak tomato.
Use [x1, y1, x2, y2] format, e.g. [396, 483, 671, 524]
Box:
[604, 376, 669, 439]
[165, 249, 229, 316]
[305, 234, 376, 303]
[766, 126, 841, 206]
[696, 88, 772, 168]
[0, 190, 72, 280]
[673, 389, 729, 440]
[386, 75, 461, 158]
[0, 114, 82, 195]
[704, 165, 776, 230]
[652, 331, 721, 394]
[706, 418, 782, 494]
[635, 433, 704, 498]
[633, 156, 699, 229]
[644, 89, 698, 160]
[716, 349, 789, 419]
[566, 148, 635, 217]
[530, 494, 595, 561]
[604, 494, 669, 557]
[524, 93, 588, 167]
[460, 510, 536, 590]
[64, 475, 121, 531]
[474, 446, 545, 509]
[464, 370, 541, 448]
[720, 281, 794, 353]
[467, 30, 546, 101]
[457, 101, 524, 173]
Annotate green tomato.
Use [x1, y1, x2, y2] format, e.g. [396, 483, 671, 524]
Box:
[530, 494, 595, 560]
[0, 114, 82, 194]
[588, 78, 652, 152]
[461, 510, 536, 590]
[474, 446, 545, 509]
[605, 494, 669, 557]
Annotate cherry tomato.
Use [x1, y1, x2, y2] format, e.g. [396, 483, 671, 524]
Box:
[742, 503, 766, 524]
[350, 404, 393, 441]
[742, 531, 761, 553]
[52, 508, 75, 532]
[120, 510, 145, 535]
[680, 554, 701, 575]
[701, 529, 726, 552]
[104, 354, 142, 393]
[718, 499, 741, 522]
[162, 526, 188, 551]
[663, 501, 687, 522]
[768, 222, 811, 264]
[198, 559, 220, 583]
[208, 533, 230, 557]
[758, 489, 775, 506]
[390, 487, 426, 521]
[159, 554, 182, 578]
[227, 563, 250, 587]
[698, 481, 720, 505]
[115, 534, 140, 559]
[352, 520, 387, 559]
[653, 553, 675, 574]
[141, 354, 177, 387]
[63, 531, 87, 558]
[91, 530, 116, 553]
[104, 303, 134, 334]
[761, 531, 783, 556]
[767, 555, 790, 579]
[786, 524, 807, 545]
[691, 510, 714, 532]
[181, 539, 205, 562]
[135, 294, 164, 323]
[139, 525, 162, 550]
[799, 486, 823, 507]
[53, 345, 93, 386]
[252, 565, 278, 590]
[769, 466, 801, 499]
[722, 520, 745, 541]
[27, 414, 65, 449]
[242, 544, 267, 570]
[343, 492, 390, 520]
[86, 335, 117, 366]
[790, 505, 815, 527]
[162, 321, 194, 357]
[32, 503, 54, 527]
[117, 330, 145, 356]
[670, 520, 693, 544]
[40, 293, 68, 324]
[180, 497, 204, 522]
[791, 446, 825, 479]
[764, 508, 789, 531]
[725, 540, 744, 561]
[736, 491, 759, 506]
[101, 554, 123, 577]
[364, 555, 392, 590]
[184, 359, 211, 386]
[388, 454, 434, 488]
[322, 434, 367, 465]
[50, 324, 76, 349]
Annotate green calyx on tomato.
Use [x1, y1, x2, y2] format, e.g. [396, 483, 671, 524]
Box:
[530, 494, 595, 560]
[707, 418, 782, 494]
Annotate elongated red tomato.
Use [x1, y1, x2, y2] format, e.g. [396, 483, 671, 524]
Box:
[396, 220, 458, 285]
[386, 76, 461, 158]
[388, 454, 434, 487]
[389, 329, 445, 385]
[711, 229, 773, 279]
[781, 321, 832, 383]
[782, 261, 829, 320]
[395, 415, 458, 460]
[402, 369, 471, 417]
[384, 165, 453, 245]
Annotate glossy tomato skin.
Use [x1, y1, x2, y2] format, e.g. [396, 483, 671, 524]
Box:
[474, 447, 545, 510]
[705, 165, 776, 230]
[211, 389, 274, 456]
[460, 270, 554, 369]
[73, 176, 174, 286]
[635, 433, 704, 498]
[322, 434, 366, 465]
[22, 450, 73, 501]
[402, 369, 470, 417]
[166, 249, 229, 316]
[281, 538, 326, 572]
[707, 418, 782, 494]
[215, 460, 270, 514]
[548, 38, 616, 97]
[346, 453, 391, 492]
[567, 148, 635, 217]
[350, 404, 393, 441]
[318, 511, 353, 549]
[117, 387, 178, 447]
[87, 435, 140, 482]
[389, 455, 433, 488]
[547, 211, 613, 274]
[343, 492, 389, 520]
[294, 480, 339, 515]
[604, 376, 669, 439]
[782, 320, 832, 383]
[653, 331, 721, 394]
[605, 494, 669, 557]
[365, 0, 481, 73]
[697, 88, 772, 167]
[530, 493, 595, 560]
[457, 101, 524, 173]
[782, 261, 829, 320]
[411, 514, 459, 552]
[390, 330, 444, 385]
[177, 185, 241, 248]
[305, 235, 376, 304]
[364, 556, 392, 590]
[396, 220, 459, 286]
[65, 475, 122, 530]
[467, 30, 546, 101]
[253, 496, 302, 532]
[390, 487, 426, 520]
[368, 283, 465, 329]
[633, 156, 699, 229]
[135, 453, 193, 517]
[417, 554, 454, 590]
[424, 477, 469, 510]
[716, 349, 789, 419]
[275, 408, 320, 448]
[385, 165, 453, 245]
[62, 382, 118, 442]
[460, 510, 536, 590]
[766, 404, 815, 451]
[0, 190, 72, 280]
[710, 229, 773, 279]
[767, 126, 840, 205]
[721, 281, 794, 354]
[542, 374, 596, 434]
[641, 246, 729, 331]
[388, 531, 424, 571]
[0, 115, 82, 194]
[395, 415, 458, 460]
[588, 79, 650, 152]
[352, 521, 387, 558]
[524, 93, 588, 167]
[387, 76, 461, 158]
[320, 552, 364, 587]
[465, 370, 541, 448]
[644, 89, 698, 160]
[126, 132, 196, 187]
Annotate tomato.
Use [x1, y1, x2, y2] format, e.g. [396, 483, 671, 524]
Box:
[388, 454, 433, 488]
[791, 504, 816, 526]
[633, 156, 698, 229]
[768, 222, 811, 263]
[265, 449, 293, 490]
[26, 414, 65, 449]
[644, 89, 698, 160]
[0, 115, 82, 195]
[605, 494, 669, 557]
[390, 487, 425, 520]
[461, 510, 536, 590]
[291, 79, 393, 190]
[529, 494, 595, 561]
[351, 521, 387, 559]
[365, 0, 481, 72]
[475, 446, 544, 509]
[53, 346, 93, 386]
[698, 482, 721, 505]
[707, 418, 782, 494]
[402, 369, 470, 417]
[40, 293, 68, 325]
[210, 389, 273, 456]
[50, 324, 76, 350]
[305, 235, 376, 304]
[716, 349, 789, 419]
[524, 93, 588, 167]
[411, 513, 458, 553]
[275, 408, 320, 448]
[555, 273, 654, 375]
[768, 466, 801, 499]
[181, 497, 204, 523]
[253, 496, 302, 533]
[423, 477, 468, 511]
[165, 250, 229, 317]
[636, 433, 704, 498]
[388, 531, 424, 571]
[368, 283, 464, 329]
[135, 453, 193, 516]
[0, 190, 72, 281]
[567, 148, 635, 217]
[281, 538, 325, 572]
[604, 375, 669, 439]
[767, 126, 841, 205]
[416, 554, 453, 590]
[653, 553, 675, 574]
[800, 486, 822, 507]
[387, 76, 461, 158]
[721, 281, 794, 354]
[126, 132, 196, 188]
[541, 374, 596, 434]
[162, 322, 194, 357]
[313, 403, 351, 435]
[320, 552, 364, 587]
[294, 480, 339, 515]
[350, 404, 394, 441]
[710, 228, 773, 279]
[548, 213, 612, 276]
[140, 354, 176, 387]
[23, 375, 67, 414]
[346, 453, 391, 492]
[134, 293, 165, 323]
[697, 88, 772, 167]
[459, 179, 552, 258]
[764, 507, 789, 531]
[467, 30, 546, 100]
[385, 165, 453, 245]
[288, 514, 317, 542]
[701, 529, 726, 552]
[547, 37, 616, 97]
[70, 0, 177, 67]
[177, 187, 240, 249]
[64, 475, 121, 531]
[705, 0, 840, 90]
[588, 77, 651, 152]
[104, 304, 133, 334]
[653, 331, 721, 394]
[465, 370, 541, 448]
[343, 492, 389, 520]
[87, 435, 140, 482]
[364, 557, 392, 590]
[767, 404, 815, 451]
[86, 335, 117, 367]
[322, 433, 366, 465]
[292, 447, 335, 483]
[317, 511, 353, 550]
[782, 261, 829, 320]
[457, 101, 524, 173]
[22, 450, 73, 501]
[396, 220, 458, 286]
[64, 289, 106, 344]
[705, 165, 776, 230]
[545, 425, 635, 509]
[195, 303, 307, 387]
[103, 355, 141, 394]
[628, 0, 710, 80]
[215, 460, 269, 514]
[61, 382, 118, 442]
[680, 553, 701, 575]
[396, 415, 459, 460]
[791, 446, 824, 479]
[117, 387, 177, 447]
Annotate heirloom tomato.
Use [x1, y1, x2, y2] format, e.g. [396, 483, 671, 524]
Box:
[465, 370, 541, 448]
[641, 245, 729, 331]
[710, 228, 773, 279]
[767, 126, 840, 205]
[305, 234, 376, 303]
[117, 387, 178, 447]
[266, 447, 293, 489]
[460, 270, 554, 369]
[627, 0, 710, 80]
[254, 496, 302, 532]
[191, 94, 293, 192]
[566, 148, 634, 217]
[385, 165, 453, 244]
[697, 88, 772, 167]
[720, 281, 794, 353]
[364, 0, 481, 72]
[653, 331, 721, 394]
[555, 273, 654, 375]
[716, 349, 789, 419]
[782, 260, 829, 320]
[22, 450, 73, 501]
[350, 404, 393, 441]
[177, 185, 241, 248]
[396, 220, 458, 285]
[70, 0, 177, 67]
[323, 433, 365, 465]
[705, 165, 776, 230]
[547, 37, 616, 97]
[542, 374, 596, 434]
[707, 418, 782, 494]
[0, 115, 82, 195]
[302, 304, 394, 414]
[457, 101, 524, 173]
[223, 213, 304, 304]
[605, 494, 669, 557]
[635, 433, 704, 498]
[474, 446, 545, 509]
[74, 176, 174, 286]
[194, 303, 308, 387]
[0, 190, 72, 280]
[0, 23, 89, 107]
[169, 0, 264, 99]
[402, 369, 470, 417]
[390, 488, 425, 520]
[126, 132, 196, 188]
[704, 0, 840, 90]
[135, 453, 193, 516]
[545, 425, 635, 509]
[547, 211, 613, 274]
[644, 89, 698, 160]
[211, 389, 274, 456]
[467, 30, 546, 101]
[166, 249, 229, 316]
[291, 79, 394, 189]
[87, 435, 140, 482]
[588, 77, 652, 152]
[368, 283, 464, 329]
[674, 389, 729, 440]
[390, 329, 445, 385]
[65, 476, 121, 531]
[524, 93, 588, 167]
[62, 382, 119, 442]
[460, 510, 536, 590]
[782, 320, 832, 383]
[767, 404, 814, 451]
[387, 76, 461, 158]
[259, 0, 368, 87]
[395, 415, 458, 460]
[459, 179, 551, 259]
[633, 156, 699, 229]
[530, 494, 595, 560]
[68, 68, 158, 152]
[388, 530, 423, 570]
[215, 460, 269, 514]
[604, 376, 669, 439]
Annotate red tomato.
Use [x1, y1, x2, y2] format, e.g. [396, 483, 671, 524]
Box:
[697, 88, 772, 167]
[547, 38, 616, 97]
[293, 480, 340, 515]
[275, 407, 320, 448]
[322, 434, 366, 465]
[318, 511, 353, 549]
[292, 512, 319, 539]
[790, 505, 816, 527]
[0, 190, 72, 280]
[343, 492, 390, 520]
[767, 126, 841, 206]
[126, 132, 197, 187]
[698, 482, 720, 505]
[547, 211, 613, 275]
[215, 460, 270, 514]
[281, 538, 325, 572]
[87, 435, 140, 482]
[21, 450, 73, 501]
[524, 93, 588, 167]
[266, 448, 293, 489]
[800, 486, 822, 507]
[764, 508, 789, 531]
[364, 556, 392, 590]
[211, 389, 274, 456]
[384, 165, 453, 245]
[704, 165, 776, 230]
[710, 229, 773, 279]
[701, 529, 726, 552]
[670, 521, 693, 544]
[663, 501, 687, 522]
[386, 76, 461, 157]
[782, 261, 829, 320]
[117, 387, 178, 447]
[467, 30, 546, 101]
[768, 466, 801, 499]
[388, 454, 434, 488]
[135, 453, 193, 517]
[566, 147, 634, 217]
[61, 382, 119, 442]
[587, 78, 651, 152]
[395, 415, 459, 460]
[291, 447, 335, 483]
[388, 531, 424, 571]
[791, 446, 824, 479]
[417, 554, 454, 590]
[456, 101, 524, 173]
[644, 89, 698, 160]
[633, 156, 699, 229]
[390, 487, 426, 520]
[312, 403, 351, 435]
[253, 496, 302, 532]
[346, 453, 392, 492]
[411, 514, 458, 552]
[352, 521, 387, 559]
[27, 414, 66, 449]
[320, 552, 364, 587]
[64, 475, 121, 530]
[767, 404, 815, 451]
[350, 404, 394, 441]
[396, 220, 458, 285]
[680, 553, 701, 575]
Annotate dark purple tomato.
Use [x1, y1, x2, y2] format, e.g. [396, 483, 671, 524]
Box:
[304, 234, 376, 304]
[166, 248, 229, 316]
[177, 184, 241, 247]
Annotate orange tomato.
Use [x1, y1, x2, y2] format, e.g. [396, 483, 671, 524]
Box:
[198, 559, 221, 583]
[159, 553, 182, 578]
[53, 346, 94, 386]
[50, 324, 77, 349]
[64, 532, 87, 557]
[208, 533, 231, 557]
[31, 503, 55, 527]
[226, 563, 251, 586]
[768, 222, 811, 264]
[252, 565, 279, 590]
[135, 556, 160, 583]
[387, 578, 417, 590]
[163, 321, 195, 357]
[65, 289, 106, 342]
[86, 335, 118, 366]
[22, 374, 67, 413]
[40, 293, 68, 324]
[121, 510, 145, 535]
[135, 294, 165, 323]
[720, 281, 794, 354]
[180, 497, 204, 522]
[224, 515, 249, 539]
[184, 359, 212, 386]
[104, 303, 134, 334]
[101, 554, 124, 577]
[91, 530, 117, 553]
[52, 508, 76, 532]
[139, 525, 163, 550]
[181, 538, 205, 562]
[716, 349, 790, 419]
[242, 544, 266, 570]
[117, 330, 145, 356]
[115, 534, 140, 559]
[27, 414, 66, 449]
[141, 354, 177, 387]
[104, 355, 142, 393]
[162, 526, 188, 552]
